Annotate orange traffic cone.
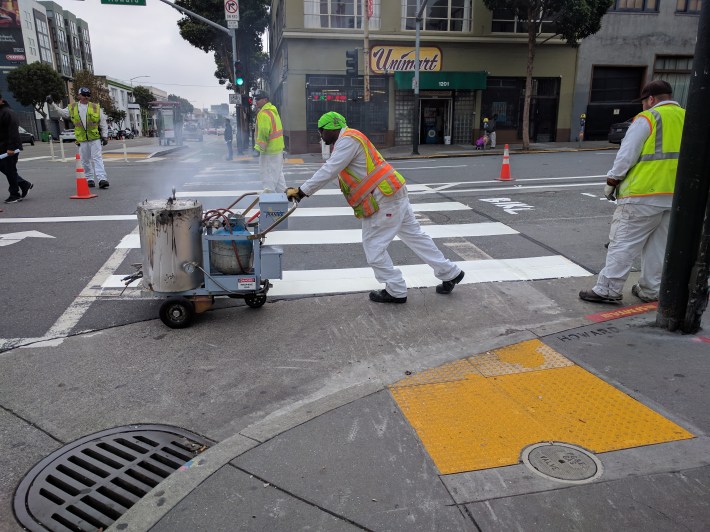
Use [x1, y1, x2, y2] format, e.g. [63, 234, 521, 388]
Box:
[70, 153, 97, 199]
[497, 144, 514, 181]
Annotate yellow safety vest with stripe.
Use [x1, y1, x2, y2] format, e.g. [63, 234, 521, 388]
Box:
[336, 128, 406, 218]
[69, 102, 101, 142]
[618, 103, 685, 199]
[254, 103, 285, 154]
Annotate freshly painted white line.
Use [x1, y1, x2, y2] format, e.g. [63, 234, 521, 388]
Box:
[175, 184, 434, 198]
[17, 156, 51, 162]
[103, 256, 589, 296]
[117, 222, 518, 249]
[289, 202, 470, 217]
[409, 182, 607, 195]
[0, 215, 137, 223]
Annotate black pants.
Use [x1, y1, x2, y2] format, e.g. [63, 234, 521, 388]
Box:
[0, 153, 29, 197]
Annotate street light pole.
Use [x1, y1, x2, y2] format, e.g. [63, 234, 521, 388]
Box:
[129, 76, 150, 136]
[411, 0, 429, 156]
[129, 75, 150, 87]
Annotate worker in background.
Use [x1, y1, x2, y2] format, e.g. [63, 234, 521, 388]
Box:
[253, 90, 286, 192]
[579, 80, 685, 304]
[286, 112, 464, 304]
[47, 87, 110, 189]
[224, 118, 233, 161]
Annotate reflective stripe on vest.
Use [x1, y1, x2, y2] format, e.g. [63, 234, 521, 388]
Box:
[336, 129, 405, 218]
[69, 102, 101, 142]
[255, 109, 283, 150]
[619, 104, 684, 199]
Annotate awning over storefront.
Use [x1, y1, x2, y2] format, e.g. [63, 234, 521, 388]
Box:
[394, 71, 487, 90]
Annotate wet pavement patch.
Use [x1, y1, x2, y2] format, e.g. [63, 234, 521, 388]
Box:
[14, 424, 212, 531]
[389, 339, 693, 475]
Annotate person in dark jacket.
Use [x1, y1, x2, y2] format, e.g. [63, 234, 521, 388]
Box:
[0, 92, 33, 203]
[224, 119, 233, 161]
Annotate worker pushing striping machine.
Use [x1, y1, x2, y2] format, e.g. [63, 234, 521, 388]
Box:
[128, 191, 297, 328]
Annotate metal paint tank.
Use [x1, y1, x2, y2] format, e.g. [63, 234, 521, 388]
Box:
[137, 198, 203, 292]
[209, 215, 253, 274]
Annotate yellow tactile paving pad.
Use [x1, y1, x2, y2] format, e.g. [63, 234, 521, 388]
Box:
[390, 340, 693, 475]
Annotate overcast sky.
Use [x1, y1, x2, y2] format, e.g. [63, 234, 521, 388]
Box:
[54, 0, 251, 110]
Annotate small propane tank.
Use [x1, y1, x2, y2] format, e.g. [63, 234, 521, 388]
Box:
[209, 215, 254, 274]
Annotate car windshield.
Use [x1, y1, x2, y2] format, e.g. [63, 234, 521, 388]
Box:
[19, 127, 27, 133]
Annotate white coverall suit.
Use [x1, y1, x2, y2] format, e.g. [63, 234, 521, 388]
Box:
[299, 129, 462, 298]
[52, 102, 109, 185]
[593, 100, 680, 300]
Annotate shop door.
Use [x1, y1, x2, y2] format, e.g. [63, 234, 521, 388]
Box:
[419, 98, 451, 145]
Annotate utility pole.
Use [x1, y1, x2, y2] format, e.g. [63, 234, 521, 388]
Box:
[363, 0, 370, 103]
[656, 0, 710, 333]
[411, 0, 429, 156]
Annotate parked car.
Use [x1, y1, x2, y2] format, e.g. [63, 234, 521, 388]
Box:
[608, 120, 632, 144]
[60, 129, 76, 142]
[183, 123, 203, 142]
[121, 129, 135, 139]
[18, 126, 34, 146]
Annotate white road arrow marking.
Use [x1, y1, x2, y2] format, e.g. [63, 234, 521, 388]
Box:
[0, 230, 55, 247]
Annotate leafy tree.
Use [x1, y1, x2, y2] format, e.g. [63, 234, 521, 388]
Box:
[482, 0, 612, 149]
[6, 62, 65, 120]
[132, 86, 154, 133]
[175, 0, 269, 93]
[168, 94, 194, 114]
[108, 109, 127, 129]
[72, 70, 117, 115]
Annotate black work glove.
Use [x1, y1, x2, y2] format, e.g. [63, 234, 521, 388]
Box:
[286, 187, 306, 202]
[101, 138, 108, 146]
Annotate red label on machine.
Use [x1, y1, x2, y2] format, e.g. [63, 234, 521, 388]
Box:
[238, 277, 256, 290]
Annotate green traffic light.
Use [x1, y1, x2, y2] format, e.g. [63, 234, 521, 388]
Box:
[236, 78, 244, 86]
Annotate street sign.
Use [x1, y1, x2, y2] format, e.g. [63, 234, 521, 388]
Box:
[227, 20, 239, 28]
[229, 93, 242, 105]
[101, 0, 146, 5]
[224, 0, 239, 20]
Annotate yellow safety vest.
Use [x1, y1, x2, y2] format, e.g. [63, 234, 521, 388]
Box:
[336, 128, 405, 218]
[618, 104, 685, 199]
[254, 103, 285, 154]
[69, 102, 101, 142]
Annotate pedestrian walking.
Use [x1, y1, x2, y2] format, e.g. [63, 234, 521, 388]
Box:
[579, 80, 685, 304]
[0, 92, 33, 204]
[47, 87, 110, 189]
[489, 114, 498, 148]
[224, 119, 233, 161]
[286, 112, 464, 304]
[253, 91, 286, 192]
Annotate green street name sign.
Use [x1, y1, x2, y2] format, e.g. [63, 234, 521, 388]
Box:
[100, 0, 146, 5]
[395, 71, 487, 90]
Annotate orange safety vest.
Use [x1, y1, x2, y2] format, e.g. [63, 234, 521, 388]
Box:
[336, 128, 405, 218]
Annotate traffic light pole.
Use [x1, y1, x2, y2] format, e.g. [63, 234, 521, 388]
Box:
[656, 0, 710, 332]
[411, 0, 429, 156]
[232, 28, 244, 155]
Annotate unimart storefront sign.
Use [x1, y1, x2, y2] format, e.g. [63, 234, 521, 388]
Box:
[370, 45, 442, 74]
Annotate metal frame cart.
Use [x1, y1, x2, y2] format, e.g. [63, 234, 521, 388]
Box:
[130, 191, 297, 328]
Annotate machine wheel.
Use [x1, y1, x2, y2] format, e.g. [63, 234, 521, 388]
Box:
[244, 293, 267, 308]
[159, 298, 195, 329]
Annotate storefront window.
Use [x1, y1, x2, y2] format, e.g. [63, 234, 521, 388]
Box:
[402, 0, 472, 32]
[654, 56, 693, 107]
[491, 8, 556, 33]
[306, 75, 388, 145]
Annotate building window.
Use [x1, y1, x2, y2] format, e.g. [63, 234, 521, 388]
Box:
[590, 66, 645, 102]
[676, 0, 701, 12]
[491, 8, 556, 33]
[654, 56, 693, 107]
[609, 0, 658, 12]
[304, 0, 381, 30]
[402, 0, 472, 31]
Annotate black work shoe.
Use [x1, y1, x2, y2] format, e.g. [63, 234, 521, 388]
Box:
[4, 195, 22, 204]
[579, 289, 622, 304]
[99, 179, 110, 189]
[369, 289, 407, 304]
[19, 182, 33, 198]
[631, 284, 657, 303]
[87, 180, 96, 188]
[436, 270, 465, 294]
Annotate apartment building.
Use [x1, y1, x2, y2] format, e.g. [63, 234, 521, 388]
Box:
[268, 0, 579, 154]
[572, 0, 700, 140]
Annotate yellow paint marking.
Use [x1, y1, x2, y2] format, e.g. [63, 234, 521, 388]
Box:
[390, 341, 694, 475]
[286, 158, 305, 164]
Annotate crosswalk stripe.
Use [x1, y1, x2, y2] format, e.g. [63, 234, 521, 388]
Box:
[116, 222, 517, 248]
[174, 185, 433, 198]
[101, 256, 589, 296]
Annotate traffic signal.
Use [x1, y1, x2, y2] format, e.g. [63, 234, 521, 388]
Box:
[345, 49, 358, 76]
[234, 60, 244, 86]
[244, 96, 253, 107]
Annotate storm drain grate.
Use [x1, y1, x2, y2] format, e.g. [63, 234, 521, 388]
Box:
[521, 442, 603, 484]
[14, 424, 213, 532]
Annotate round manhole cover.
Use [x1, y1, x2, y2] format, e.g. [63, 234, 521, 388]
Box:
[521, 442, 603, 484]
[14, 424, 213, 532]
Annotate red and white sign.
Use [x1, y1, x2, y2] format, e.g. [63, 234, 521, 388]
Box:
[224, 0, 239, 20]
[5, 54, 25, 61]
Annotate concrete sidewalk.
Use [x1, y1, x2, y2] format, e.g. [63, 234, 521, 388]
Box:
[106, 286, 710, 531]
